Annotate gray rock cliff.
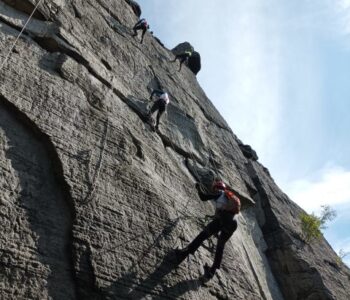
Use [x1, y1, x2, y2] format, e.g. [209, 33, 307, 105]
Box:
[0, 1, 349, 299]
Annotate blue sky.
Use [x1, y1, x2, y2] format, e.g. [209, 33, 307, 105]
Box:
[137, 0, 350, 265]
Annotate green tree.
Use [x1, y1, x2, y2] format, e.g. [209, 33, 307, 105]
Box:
[336, 249, 350, 266]
[300, 205, 336, 243]
[319, 205, 337, 229]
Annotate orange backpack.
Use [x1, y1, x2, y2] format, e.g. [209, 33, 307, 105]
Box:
[224, 190, 241, 214]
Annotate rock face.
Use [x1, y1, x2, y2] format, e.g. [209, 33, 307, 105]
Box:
[238, 141, 259, 161]
[0, 1, 349, 299]
[188, 51, 201, 75]
[124, 0, 141, 18]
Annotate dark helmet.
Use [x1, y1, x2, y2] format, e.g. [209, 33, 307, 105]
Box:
[213, 180, 226, 191]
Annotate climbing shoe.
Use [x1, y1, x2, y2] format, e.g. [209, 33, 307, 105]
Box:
[203, 264, 215, 280]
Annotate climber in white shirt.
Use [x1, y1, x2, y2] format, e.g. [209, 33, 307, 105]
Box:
[147, 89, 170, 131]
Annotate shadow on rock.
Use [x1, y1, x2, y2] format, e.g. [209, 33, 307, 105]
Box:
[0, 100, 76, 299]
[101, 216, 205, 299]
[103, 251, 202, 299]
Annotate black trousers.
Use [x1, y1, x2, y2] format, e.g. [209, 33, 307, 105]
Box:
[149, 99, 166, 126]
[175, 53, 189, 65]
[186, 211, 238, 270]
[133, 24, 147, 39]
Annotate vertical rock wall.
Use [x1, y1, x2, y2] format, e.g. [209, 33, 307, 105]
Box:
[0, 1, 349, 299]
[0, 99, 76, 299]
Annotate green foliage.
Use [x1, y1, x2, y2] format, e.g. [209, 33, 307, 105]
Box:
[338, 249, 350, 259]
[300, 212, 322, 242]
[300, 205, 336, 243]
[319, 205, 337, 230]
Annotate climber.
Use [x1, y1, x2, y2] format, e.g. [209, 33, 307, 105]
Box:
[132, 18, 149, 43]
[171, 49, 193, 71]
[174, 179, 241, 280]
[147, 89, 170, 131]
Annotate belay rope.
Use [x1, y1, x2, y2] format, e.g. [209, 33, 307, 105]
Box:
[164, 123, 211, 295]
[83, 116, 109, 204]
[0, 0, 217, 290]
[0, 0, 44, 71]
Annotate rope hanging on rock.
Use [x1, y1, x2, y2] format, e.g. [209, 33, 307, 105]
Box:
[83, 117, 109, 204]
[0, 0, 44, 71]
[82, 74, 116, 204]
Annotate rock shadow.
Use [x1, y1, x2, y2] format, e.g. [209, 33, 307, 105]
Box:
[101, 218, 203, 299]
[0, 100, 76, 299]
[103, 251, 202, 299]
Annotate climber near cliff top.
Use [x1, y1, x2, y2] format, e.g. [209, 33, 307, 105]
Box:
[147, 89, 170, 131]
[175, 179, 241, 280]
[171, 48, 193, 71]
[132, 18, 150, 43]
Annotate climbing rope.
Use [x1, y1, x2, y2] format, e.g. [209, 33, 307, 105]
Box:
[0, 0, 44, 71]
[81, 72, 117, 205]
[208, 148, 221, 178]
[82, 116, 109, 204]
[143, 71, 214, 220]
[160, 100, 230, 292]
[204, 122, 222, 179]
[162, 120, 212, 296]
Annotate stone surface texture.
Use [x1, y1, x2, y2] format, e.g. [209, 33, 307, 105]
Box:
[0, 1, 349, 299]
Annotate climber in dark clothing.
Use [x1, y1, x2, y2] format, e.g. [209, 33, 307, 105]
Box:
[175, 180, 241, 280]
[132, 18, 149, 43]
[147, 89, 170, 131]
[171, 50, 193, 71]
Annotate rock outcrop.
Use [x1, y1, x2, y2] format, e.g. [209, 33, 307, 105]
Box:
[0, 1, 349, 299]
[124, 0, 141, 18]
[172, 42, 201, 75]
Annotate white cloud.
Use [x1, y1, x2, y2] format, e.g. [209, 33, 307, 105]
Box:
[332, 0, 350, 38]
[139, 0, 350, 268]
[219, 0, 325, 171]
[336, 0, 350, 9]
[217, 1, 284, 163]
[286, 165, 350, 213]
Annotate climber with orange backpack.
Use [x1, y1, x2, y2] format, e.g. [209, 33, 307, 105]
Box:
[174, 179, 241, 280]
[147, 89, 170, 131]
[132, 18, 150, 43]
